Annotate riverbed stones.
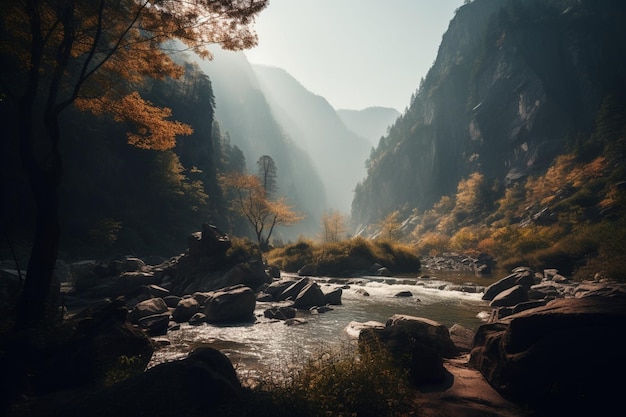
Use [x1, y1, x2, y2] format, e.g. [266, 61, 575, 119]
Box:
[323, 287, 342, 305]
[128, 297, 168, 324]
[263, 306, 296, 320]
[172, 297, 200, 323]
[203, 284, 256, 323]
[137, 312, 170, 336]
[293, 281, 325, 308]
[489, 284, 528, 307]
[482, 270, 536, 301]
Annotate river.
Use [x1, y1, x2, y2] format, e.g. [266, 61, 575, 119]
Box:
[149, 271, 497, 378]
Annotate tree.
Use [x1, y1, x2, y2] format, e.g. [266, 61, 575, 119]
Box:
[221, 173, 303, 249]
[378, 210, 403, 241]
[0, 0, 268, 329]
[257, 155, 278, 197]
[321, 210, 347, 243]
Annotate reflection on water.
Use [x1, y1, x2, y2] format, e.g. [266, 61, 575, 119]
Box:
[150, 271, 494, 376]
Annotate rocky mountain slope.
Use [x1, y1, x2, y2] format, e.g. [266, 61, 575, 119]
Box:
[351, 0, 626, 230]
[251, 64, 372, 213]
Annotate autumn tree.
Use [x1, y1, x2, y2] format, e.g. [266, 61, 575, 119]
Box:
[378, 210, 403, 241]
[321, 210, 348, 243]
[221, 173, 303, 249]
[0, 0, 267, 329]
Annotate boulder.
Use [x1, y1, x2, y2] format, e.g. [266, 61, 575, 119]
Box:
[470, 295, 626, 415]
[482, 270, 534, 301]
[265, 279, 297, 300]
[293, 281, 326, 308]
[32, 298, 153, 393]
[189, 312, 206, 326]
[359, 315, 457, 386]
[127, 297, 168, 324]
[222, 260, 271, 290]
[203, 285, 256, 323]
[65, 347, 240, 417]
[69, 260, 96, 282]
[137, 313, 170, 336]
[188, 224, 231, 256]
[323, 288, 342, 305]
[489, 285, 528, 307]
[263, 306, 296, 320]
[163, 295, 182, 308]
[394, 290, 413, 297]
[278, 278, 311, 301]
[448, 323, 475, 353]
[344, 320, 385, 338]
[172, 297, 200, 323]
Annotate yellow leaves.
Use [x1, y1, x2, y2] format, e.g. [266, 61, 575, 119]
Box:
[221, 171, 303, 245]
[268, 197, 304, 226]
[118, 92, 192, 150]
[321, 210, 347, 243]
[77, 91, 192, 150]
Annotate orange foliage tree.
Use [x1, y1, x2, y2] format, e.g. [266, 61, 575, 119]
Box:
[0, 0, 267, 329]
[221, 173, 303, 249]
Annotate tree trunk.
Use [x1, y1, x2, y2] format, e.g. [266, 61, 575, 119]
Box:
[15, 99, 62, 330]
[15, 172, 60, 329]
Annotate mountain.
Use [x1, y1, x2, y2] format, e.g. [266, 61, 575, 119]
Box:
[251, 64, 372, 214]
[337, 107, 401, 146]
[194, 48, 328, 242]
[351, 0, 626, 231]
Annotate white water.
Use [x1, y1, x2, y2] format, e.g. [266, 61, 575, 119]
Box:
[149, 273, 493, 377]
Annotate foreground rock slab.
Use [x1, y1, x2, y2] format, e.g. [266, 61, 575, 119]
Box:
[470, 294, 626, 415]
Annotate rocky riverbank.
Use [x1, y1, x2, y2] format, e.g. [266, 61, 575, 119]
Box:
[2, 226, 625, 416]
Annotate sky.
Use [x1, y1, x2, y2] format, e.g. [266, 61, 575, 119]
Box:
[245, 0, 466, 112]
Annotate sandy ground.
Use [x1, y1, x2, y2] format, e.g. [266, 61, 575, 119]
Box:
[413, 354, 527, 417]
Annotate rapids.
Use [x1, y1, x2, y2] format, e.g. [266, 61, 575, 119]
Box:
[149, 272, 495, 378]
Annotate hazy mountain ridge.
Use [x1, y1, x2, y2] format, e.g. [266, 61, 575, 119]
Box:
[196, 48, 328, 241]
[351, 0, 626, 231]
[336, 107, 401, 146]
[251, 64, 372, 213]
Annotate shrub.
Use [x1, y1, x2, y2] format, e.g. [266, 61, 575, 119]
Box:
[265, 238, 421, 276]
[220, 342, 417, 417]
[414, 233, 450, 256]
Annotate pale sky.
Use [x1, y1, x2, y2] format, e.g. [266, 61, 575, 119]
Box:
[245, 0, 466, 112]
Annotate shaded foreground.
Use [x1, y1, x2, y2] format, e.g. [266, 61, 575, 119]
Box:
[2, 255, 625, 416]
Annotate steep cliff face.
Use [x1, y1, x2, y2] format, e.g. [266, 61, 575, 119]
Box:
[351, 0, 626, 230]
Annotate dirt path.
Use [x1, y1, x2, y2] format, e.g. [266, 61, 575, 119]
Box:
[413, 354, 527, 417]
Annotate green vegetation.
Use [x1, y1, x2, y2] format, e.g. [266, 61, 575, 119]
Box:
[219, 342, 417, 417]
[266, 237, 421, 276]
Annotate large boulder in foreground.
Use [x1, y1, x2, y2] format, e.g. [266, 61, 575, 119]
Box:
[470, 294, 626, 415]
[359, 314, 459, 386]
[203, 285, 256, 323]
[31, 298, 153, 394]
[55, 347, 240, 417]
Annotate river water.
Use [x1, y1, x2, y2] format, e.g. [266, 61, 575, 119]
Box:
[149, 271, 496, 378]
